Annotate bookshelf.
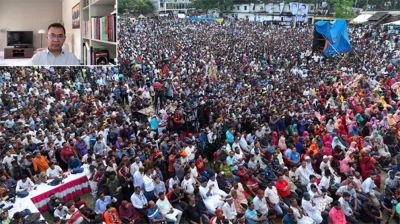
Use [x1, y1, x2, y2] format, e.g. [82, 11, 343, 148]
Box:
[81, 0, 117, 65]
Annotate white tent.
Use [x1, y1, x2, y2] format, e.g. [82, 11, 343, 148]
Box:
[351, 14, 372, 24]
[138, 14, 146, 19]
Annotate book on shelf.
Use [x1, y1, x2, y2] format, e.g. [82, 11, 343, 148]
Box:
[90, 15, 116, 42]
[82, 20, 90, 39]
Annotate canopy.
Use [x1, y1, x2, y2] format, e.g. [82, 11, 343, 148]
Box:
[351, 14, 372, 24]
[315, 19, 352, 56]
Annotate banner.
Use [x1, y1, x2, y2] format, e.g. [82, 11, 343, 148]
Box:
[289, 2, 309, 16]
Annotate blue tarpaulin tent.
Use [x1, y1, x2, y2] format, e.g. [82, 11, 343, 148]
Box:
[315, 19, 352, 56]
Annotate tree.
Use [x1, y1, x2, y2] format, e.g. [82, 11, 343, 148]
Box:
[193, 0, 234, 12]
[118, 0, 154, 15]
[333, 0, 354, 18]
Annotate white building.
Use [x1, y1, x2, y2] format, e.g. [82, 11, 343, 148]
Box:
[150, 0, 194, 13]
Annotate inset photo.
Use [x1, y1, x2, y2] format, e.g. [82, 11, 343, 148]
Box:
[0, 0, 117, 66]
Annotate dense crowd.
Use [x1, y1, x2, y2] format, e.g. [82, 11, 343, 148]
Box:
[1, 16, 400, 224]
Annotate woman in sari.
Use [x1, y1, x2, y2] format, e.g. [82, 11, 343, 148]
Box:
[339, 152, 355, 176]
[322, 133, 333, 155]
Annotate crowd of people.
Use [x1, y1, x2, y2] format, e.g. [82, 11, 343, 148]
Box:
[0, 15, 399, 224]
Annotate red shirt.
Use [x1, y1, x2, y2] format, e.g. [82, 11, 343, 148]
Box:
[276, 179, 291, 198]
[195, 159, 205, 173]
[60, 146, 75, 162]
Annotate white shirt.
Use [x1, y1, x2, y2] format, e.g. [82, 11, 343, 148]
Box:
[222, 202, 237, 220]
[264, 186, 280, 204]
[318, 176, 331, 191]
[16, 178, 35, 192]
[302, 199, 318, 217]
[296, 166, 312, 186]
[130, 162, 142, 177]
[156, 198, 173, 215]
[2, 155, 14, 168]
[131, 191, 148, 209]
[143, 174, 155, 192]
[31, 48, 80, 65]
[181, 177, 195, 194]
[338, 197, 352, 216]
[361, 177, 376, 195]
[253, 195, 268, 215]
[54, 206, 68, 219]
[46, 165, 63, 178]
[207, 178, 222, 195]
[190, 166, 199, 179]
[185, 145, 196, 161]
[199, 185, 213, 199]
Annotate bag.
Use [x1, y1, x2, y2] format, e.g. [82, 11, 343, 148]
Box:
[48, 178, 62, 186]
[16, 191, 29, 198]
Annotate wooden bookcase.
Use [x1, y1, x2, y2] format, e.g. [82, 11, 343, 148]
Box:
[81, 0, 117, 65]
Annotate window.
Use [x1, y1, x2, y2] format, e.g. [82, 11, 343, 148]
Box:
[244, 6, 247, 10]
[237, 6, 239, 10]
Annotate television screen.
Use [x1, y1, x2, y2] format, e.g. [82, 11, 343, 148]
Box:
[7, 31, 33, 46]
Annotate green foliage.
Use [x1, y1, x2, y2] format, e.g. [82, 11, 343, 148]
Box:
[333, 0, 354, 18]
[118, 0, 155, 15]
[193, 0, 234, 11]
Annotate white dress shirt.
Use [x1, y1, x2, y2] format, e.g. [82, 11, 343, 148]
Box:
[253, 195, 268, 215]
[156, 198, 173, 215]
[46, 165, 63, 178]
[143, 174, 155, 192]
[130, 162, 142, 177]
[31, 48, 80, 65]
[131, 191, 148, 209]
[264, 186, 280, 204]
[222, 202, 237, 220]
[361, 177, 376, 195]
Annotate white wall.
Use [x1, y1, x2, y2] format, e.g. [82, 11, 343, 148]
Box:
[62, 0, 81, 60]
[0, 0, 63, 50]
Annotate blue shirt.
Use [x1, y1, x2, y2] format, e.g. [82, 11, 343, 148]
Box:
[149, 117, 159, 130]
[226, 130, 234, 144]
[67, 158, 82, 170]
[31, 48, 80, 65]
[245, 208, 258, 224]
[147, 205, 163, 222]
[95, 196, 111, 214]
[288, 151, 300, 164]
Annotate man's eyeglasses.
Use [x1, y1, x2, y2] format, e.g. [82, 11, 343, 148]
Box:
[47, 34, 65, 40]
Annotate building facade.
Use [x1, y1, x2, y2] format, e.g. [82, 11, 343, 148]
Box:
[150, 0, 194, 13]
[221, 2, 329, 23]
